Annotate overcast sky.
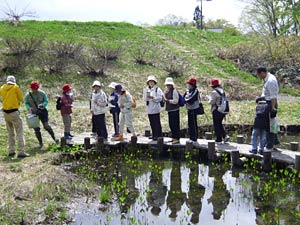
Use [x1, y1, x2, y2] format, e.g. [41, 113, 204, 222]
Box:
[1, 0, 247, 26]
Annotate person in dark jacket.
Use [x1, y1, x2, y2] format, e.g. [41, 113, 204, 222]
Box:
[60, 84, 74, 139]
[108, 82, 120, 137]
[164, 77, 180, 144]
[184, 77, 200, 142]
[249, 97, 269, 154]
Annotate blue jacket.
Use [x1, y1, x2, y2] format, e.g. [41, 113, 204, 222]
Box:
[109, 91, 120, 113]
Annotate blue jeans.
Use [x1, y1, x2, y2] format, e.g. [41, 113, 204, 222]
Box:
[251, 128, 266, 151]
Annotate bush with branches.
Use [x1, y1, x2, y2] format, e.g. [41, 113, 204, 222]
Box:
[38, 41, 83, 74]
[159, 53, 189, 77]
[1, 38, 42, 73]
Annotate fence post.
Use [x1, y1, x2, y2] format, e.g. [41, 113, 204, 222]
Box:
[84, 137, 91, 150]
[263, 150, 272, 172]
[237, 135, 244, 144]
[290, 142, 299, 151]
[208, 141, 216, 161]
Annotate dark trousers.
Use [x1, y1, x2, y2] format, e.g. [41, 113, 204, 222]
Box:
[111, 112, 120, 135]
[93, 114, 108, 139]
[188, 109, 198, 141]
[92, 115, 96, 133]
[148, 113, 162, 139]
[168, 110, 180, 140]
[212, 110, 226, 142]
[266, 132, 275, 149]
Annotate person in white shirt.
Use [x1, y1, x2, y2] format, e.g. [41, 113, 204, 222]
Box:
[90, 80, 108, 139]
[143, 75, 163, 141]
[256, 66, 280, 152]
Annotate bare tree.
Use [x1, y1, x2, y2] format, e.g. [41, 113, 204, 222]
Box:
[1, 1, 36, 25]
[157, 14, 189, 26]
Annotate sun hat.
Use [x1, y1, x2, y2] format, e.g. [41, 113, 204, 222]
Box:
[62, 84, 72, 92]
[164, 77, 175, 86]
[30, 81, 40, 90]
[92, 80, 101, 87]
[147, 75, 157, 84]
[186, 77, 197, 86]
[210, 78, 220, 87]
[6, 75, 16, 84]
[115, 84, 125, 93]
[108, 82, 118, 89]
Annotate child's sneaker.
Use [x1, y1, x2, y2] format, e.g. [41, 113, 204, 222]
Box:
[249, 149, 257, 154]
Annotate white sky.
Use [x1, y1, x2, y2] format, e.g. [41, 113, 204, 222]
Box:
[1, 0, 247, 26]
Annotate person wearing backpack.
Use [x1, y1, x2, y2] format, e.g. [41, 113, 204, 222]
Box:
[90, 81, 108, 140]
[60, 84, 74, 139]
[143, 75, 163, 141]
[184, 77, 202, 142]
[207, 79, 229, 144]
[108, 82, 120, 137]
[164, 77, 180, 144]
[25, 81, 59, 148]
[249, 97, 269, 154]
[114, 84, 136, 141]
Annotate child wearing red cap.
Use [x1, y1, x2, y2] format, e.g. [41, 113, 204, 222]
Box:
[25, 81, 59, 147]
[60, 84, 74, 139]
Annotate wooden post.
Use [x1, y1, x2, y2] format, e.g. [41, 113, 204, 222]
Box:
[84, 137, 91, 150]
[263, 150, 272, 172]
[130, 136, 138, 147]
[205, 132, 213, 140]
[157, 137, 164, 152]
[96, 137, 105, 151]
[295, 155, 300, 172]
[145, 130, 151, 137]
[208, 141, 215, 161]
[185, 140, 193, 152]
[290, 142, 299, 151]
[237, 135, 244, 144]
[60, 137, 66, 147]
[231, 150, 243, 167]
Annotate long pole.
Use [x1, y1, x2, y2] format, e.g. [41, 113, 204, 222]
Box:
[200, 0, 203, 30]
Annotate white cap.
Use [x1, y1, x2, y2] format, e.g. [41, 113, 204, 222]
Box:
[108, 82, 118, 89]
[6, 75, 16, 84]
[164, 77, 175, 86]
[92, 80, 101, 87]
[147, 75, 157, 84]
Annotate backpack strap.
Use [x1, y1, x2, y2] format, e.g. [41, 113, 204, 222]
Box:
[214, 88, 225, 97]
[29, 92, 39, 108]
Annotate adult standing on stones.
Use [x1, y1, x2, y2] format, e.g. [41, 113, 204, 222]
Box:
[25, 81, 59, 148]
[0, 75, 28, 158]
[256, 66, 279, 151]
[164, 77, 180, 144]
[143, 75, 163, 141]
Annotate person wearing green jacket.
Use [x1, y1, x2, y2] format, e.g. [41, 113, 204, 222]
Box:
[0, 75, 27, 158]
[24, 81, 58, 148]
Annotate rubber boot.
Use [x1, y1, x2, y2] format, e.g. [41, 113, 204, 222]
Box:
[45, 126, 59, 143]
[34, 128, 43, 148]
[64, 132, 72, 139]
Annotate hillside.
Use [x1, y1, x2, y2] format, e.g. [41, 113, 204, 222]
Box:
[0, 20, 260, 100]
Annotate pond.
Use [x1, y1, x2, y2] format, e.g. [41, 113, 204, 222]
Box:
[63, 149, 300, 225]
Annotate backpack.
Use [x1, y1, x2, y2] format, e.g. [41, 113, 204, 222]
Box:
[155, 87, 165, 107]
[132, 96, 137, 109]
[215, 89, 229, 114]
[56, 96, 62, 110]
[178, 92, 185, 107]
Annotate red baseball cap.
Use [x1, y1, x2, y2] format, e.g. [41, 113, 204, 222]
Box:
[30, 81, 40, 90]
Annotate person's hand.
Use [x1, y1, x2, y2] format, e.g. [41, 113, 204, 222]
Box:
[120, 104, 124, 109]
[38, 104, 43, 109]
[204, 95, 210, 101]
[270, 108, 277, 118]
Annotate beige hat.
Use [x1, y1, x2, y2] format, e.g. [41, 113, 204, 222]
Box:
[92, 80, 101, 87]
[6, 75, 16, 84]
[108, 82, 118, 89]
[164, 77, 175, 86]
[147, 75, 157, 84]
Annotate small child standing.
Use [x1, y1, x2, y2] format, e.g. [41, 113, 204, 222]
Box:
[60, 84, 74, 139]
[90, 81, 108, 139]
[108, 82, 120, 137]
[249, 97, 269, 154]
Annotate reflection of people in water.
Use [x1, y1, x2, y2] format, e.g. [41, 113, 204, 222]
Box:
[208, 165, 230, 220]
[186, 165, 205, 224]
[167, 162, 187, 219]
[147, 161, 167, 216]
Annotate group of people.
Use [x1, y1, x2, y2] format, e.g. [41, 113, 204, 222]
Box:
[0, 76, 73, 158]
[0, 65, 279, 158]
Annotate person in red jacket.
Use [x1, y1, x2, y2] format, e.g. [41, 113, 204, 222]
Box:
[60, 84, 74, 139]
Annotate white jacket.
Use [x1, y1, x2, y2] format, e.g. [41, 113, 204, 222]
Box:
[118, 91, 133, 113]
[91, 89, 107, 115]
[143, 85, 163, 114]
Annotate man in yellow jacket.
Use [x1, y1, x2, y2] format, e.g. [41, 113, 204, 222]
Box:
[0, 75, 28, 158]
